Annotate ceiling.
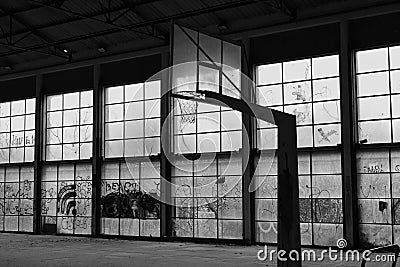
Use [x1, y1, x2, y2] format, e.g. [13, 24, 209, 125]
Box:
[0, 0, 397, 75]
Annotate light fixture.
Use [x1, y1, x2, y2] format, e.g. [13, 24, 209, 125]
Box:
[63, 49, 69, 53]
[3, 65, 12, 71]
[97, 47, 106, 53]
[217, 23, 228, 31]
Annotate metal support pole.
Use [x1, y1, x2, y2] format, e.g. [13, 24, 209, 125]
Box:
[92, 64, 102, 237]
[340, 20, 358, 248]
[160, 52, 172, 237]
[33, 74, 43, 234]
[241, 39, 255, 244]
[277, 113, 301, 267]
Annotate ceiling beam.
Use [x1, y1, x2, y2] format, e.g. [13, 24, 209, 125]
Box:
[0, 0, 260, 58]
[27, 0, 166, 40]
[0, 42, 68, 59]
[0, 0, 63, 19]
[0, 0, 162, 40]
[122, 0, 168, 39]
[262, 0, 296, 19]
[0, 5, 67, 56]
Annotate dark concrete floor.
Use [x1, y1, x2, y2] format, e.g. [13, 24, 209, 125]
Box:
[0, 233, 396, 266]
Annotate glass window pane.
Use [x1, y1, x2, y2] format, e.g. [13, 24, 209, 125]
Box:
[145, 81, 161, 100]
[145, 100, 160, 118]
[47, 95, 62, 111]
[0, 117, 10, 132]
[283, 81, 312, 104]
[81, 90, 93, 107]
[144, 118, 160, 137]
[63, 92, 80, 109]
[391, 70, 400, 94]
[79, 108, 92, 126]
[358, 96, 390, 120]
[356, 48, 388, 73]
[284, 103, 312, 125]
[392, 95, 400, 118]
[359, 120, 391, 144]
[175, 135, 195, 154]
[313, 101, 340, 124]
[390, 45, 400, 69]
[125, 83, 143, 101]
[125, 120, 144, 139]
[105, 104, 123, 122]
[257, 85, 282, 106]
[257, 63, 282, 85]
[312, 55, 339, 79]
[221, 111, 241, 131]
[63, 126, 79, 143]
[199, 65, 219, 93]
[11, 100, 25, 116]
[63, 109, 80, 126]
[314, 124, 341, 147]
[393, 119, 400, 143]
[105, 122, 123, 140]
[283, 59, 311, 82]
[312, 77, 340, 101]
[357, 72, 390, 97]
[125, 101, 143, 120]
[125, 139, 143, 157]
[297, 126, 313, 148]
[222, 131, 241, 151]
[47, 111, 62, 128]
[106, 86, 123, 104]
[26, 98, 35, 114]
[11, 116, 24, 131]
[198, 112, 220, 133]
[79, 125, 93, 142]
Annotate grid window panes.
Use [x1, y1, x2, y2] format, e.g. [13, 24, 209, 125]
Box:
[104, 81, 160, 158]
[255, 151, 343, 246]
[171, 154, 242, 239]
[356, 149, 400, 247]
[41, 163, 92, 235]
[45, 91, 93, 161]
[356, 46, 400, 144]
[0, 98, 35, 163]
[173, 100, 242, 153]
[0, 166, 34, 232]
[255, 55, 343, 246]
[100, 160, 160, 237]
[256, 55, 341, 149]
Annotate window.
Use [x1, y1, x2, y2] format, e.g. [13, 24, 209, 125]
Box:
[0, 98, 35, 163]
[0, 166, 34, 232]
[255, 55, 343, 246]
[104, 81, 160, 158]
[355, 46, 400, 247]
[102, 81, 161, 237]
[41, 163, 92, 235]
[45, 91, 93, 161]
[356, 46, 400, 144]
[256, 55, 341, 148]
[171, 154, 242, 239]
[255, 152, 343, 246]
[100, 161, 160, 237]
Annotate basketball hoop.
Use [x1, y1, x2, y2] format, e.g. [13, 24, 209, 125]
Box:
[175, 91, 204, 132]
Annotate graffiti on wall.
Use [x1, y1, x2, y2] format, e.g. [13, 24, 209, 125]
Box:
[101, 180, 160, 219]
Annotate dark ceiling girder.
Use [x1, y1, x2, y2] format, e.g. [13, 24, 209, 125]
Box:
[0, 4, 66, 57]
[262, 0, 296, 18]
[0, 42, 68, 59]
[0, 0, 162, 40]
[27, 0, 166, 41]
[0, 0, 62, 19]
[122, 0, 168, 39]
[0, 0, 261, 58]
